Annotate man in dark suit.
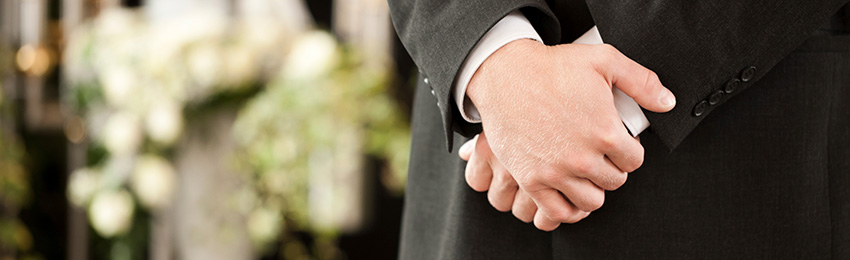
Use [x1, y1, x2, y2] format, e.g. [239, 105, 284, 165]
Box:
[389, 0, 850, 258]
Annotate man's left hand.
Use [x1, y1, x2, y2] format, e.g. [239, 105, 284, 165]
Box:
[459, 132, 567, 230]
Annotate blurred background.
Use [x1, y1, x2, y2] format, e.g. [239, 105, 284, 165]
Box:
[0, 0, 418, 259]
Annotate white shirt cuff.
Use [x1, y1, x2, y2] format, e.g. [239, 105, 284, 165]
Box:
[453, 10, 542, 123]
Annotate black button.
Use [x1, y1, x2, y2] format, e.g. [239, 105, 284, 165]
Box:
[740, 66, 756, 82]
[724, 79, 740, 93]
[693, 101, 708, 117]
[708, 90, 724, 105]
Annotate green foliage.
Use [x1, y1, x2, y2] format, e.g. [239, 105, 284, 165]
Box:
[0, 68, 38, 259]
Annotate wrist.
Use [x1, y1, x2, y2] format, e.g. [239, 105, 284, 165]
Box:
[467, 39, 545, 116]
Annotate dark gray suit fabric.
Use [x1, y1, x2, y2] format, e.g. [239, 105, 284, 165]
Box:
[388, 0, 558, 150]
[585, 0, 850, 148]
[389, 0, 849, 150]
[390, 0, 850, 259]
[400, 79, 553, 259]
[548, 32, 850, 259]
[398, 29, 850, 259]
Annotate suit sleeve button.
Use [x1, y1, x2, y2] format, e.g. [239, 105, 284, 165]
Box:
[708, 90, 724, 105]
[724, 79, 740, 93]
[431, 89, 436, 96]
[424, 78, 430, 84]
[740, 66, 756, 82]
[693, 101, 708, 117]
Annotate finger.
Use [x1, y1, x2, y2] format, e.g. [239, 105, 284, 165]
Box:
[512, 190, 537, 223]
[464, 141, 493, 192]
[529, 189, 586, 227]
[459, 134, 478, 161]
[535, 208, 591, 231]
[487, 163, 518, 212]
[485, 136, 517, 211]
[551, 177, 607, 212]
[598, 157, 629, 191]
[533, 211, 561, 231]
[592, 44, 675, 113]
[601, 129, 644, 173]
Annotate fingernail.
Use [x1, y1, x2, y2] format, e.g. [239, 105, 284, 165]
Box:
[660, 90, 676, 108]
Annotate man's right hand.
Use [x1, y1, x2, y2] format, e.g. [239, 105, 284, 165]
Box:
[466, 39, 676, 231]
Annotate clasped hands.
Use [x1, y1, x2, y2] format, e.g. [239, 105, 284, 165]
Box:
[460, 39, 676, 231]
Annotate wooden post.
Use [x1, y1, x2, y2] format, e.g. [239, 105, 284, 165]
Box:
[333, 0, 392, 69]
[62, 1, 91, 259]
[327, 0, 394, 234]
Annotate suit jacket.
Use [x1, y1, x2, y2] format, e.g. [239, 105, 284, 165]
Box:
[390, 1, 850, 259]
[390, 0, 847, 150]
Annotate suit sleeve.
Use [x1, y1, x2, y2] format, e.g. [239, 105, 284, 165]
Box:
[586, 0, 850, 150]
[388, 0, 561, 151]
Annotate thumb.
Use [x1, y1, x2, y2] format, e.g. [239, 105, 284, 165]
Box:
[593, 45, 676, 113]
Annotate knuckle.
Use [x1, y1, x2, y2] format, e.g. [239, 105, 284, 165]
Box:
[518, 167, 550, 188]
[642, 70, 660, 93]
[515, 175, 534, 188]
[630, 148, 645, 171]
[488, 193, 511, 212]
[569, 157, 595, 176]
[563, 215, 582, 224]
[513, 209, 532, 223]
[466, 178, 487, 192]
[585, 192, 606, 212]
[464, 171, 484, 192]
[606, 172, 628, 191]
[618, 142, 644, 174]
[619, 159, 639, 174]
[512, 211, 525, 222]
[573, 190, 605, 212]
[548, 210, 572, 223]
[597, 128, 619, 150]
[492, 174, 514, 191]
[534, 220, 557, 231]
[620, 145, 645, 173]
[564, 212, 590, 224]
[598, 44, 618, 62]
[600, 43, 617, 53]
[465, 168, 490, 192]
[535, 170, 561, 185]
[595, 172, 623, 191]
[498, 170, 519, 189]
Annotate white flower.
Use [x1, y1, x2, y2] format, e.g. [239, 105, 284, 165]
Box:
[220, 44, 259, 88]
[67, 168, 102, 207]
[186, 42, 222, 89]
[102, 112, 142, 155]
[131, 155, 177, 209]
[88, 189, 135, 238]
[145, 100, 183, 145]
[247, 206, 282, 245]
[63, 26, 97, 85]
[99, 67, 138, 107]
[283, 31, 339, 79]
[93, 8, 139, 38]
